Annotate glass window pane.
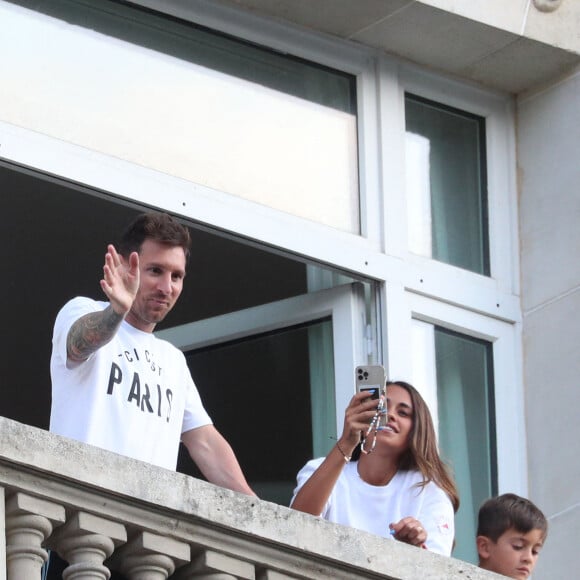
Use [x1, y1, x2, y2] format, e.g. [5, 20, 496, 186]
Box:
[405, 94, 489, 274]
[0, 0, 359, 232]
[435, 327, 496, 564]
[182, 319, 335, 505]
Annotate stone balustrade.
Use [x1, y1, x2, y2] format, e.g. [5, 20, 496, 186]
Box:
[0, 417, 503, 580]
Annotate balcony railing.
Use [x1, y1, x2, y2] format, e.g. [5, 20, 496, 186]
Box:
[0, 417, 501, 580]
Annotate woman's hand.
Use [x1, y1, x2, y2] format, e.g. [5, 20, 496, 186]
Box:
[337, 391, 382, 455]
[389, 517, 428, 548]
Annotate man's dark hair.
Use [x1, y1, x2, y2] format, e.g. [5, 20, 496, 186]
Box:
[118, 212, 191, 259]
[477, 493, 548, 541]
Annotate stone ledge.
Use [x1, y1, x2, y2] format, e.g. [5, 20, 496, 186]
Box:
[0, 417, 502, 579]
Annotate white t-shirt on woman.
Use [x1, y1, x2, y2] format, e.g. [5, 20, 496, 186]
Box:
[292, 457, 455, 556]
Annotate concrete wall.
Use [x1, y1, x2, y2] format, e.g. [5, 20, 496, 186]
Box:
[517, 65, 580, 578]
[426, 0, 580, 53]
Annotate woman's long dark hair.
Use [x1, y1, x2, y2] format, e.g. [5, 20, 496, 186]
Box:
[352, 380, 460, 512]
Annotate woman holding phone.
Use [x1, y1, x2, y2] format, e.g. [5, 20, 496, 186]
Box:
[290, 380, 459, 556]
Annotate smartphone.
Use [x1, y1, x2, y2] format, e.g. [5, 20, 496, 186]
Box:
[355, 364, 387, 428]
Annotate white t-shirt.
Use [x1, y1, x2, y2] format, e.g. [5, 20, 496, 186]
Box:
[50, 297, 212, 470]
[291, 457, 455, 556]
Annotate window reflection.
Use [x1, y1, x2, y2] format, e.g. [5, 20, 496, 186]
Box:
[405, 94, 489, 275]
[435, 327, 496, 563]
[0, 0, 359, 232]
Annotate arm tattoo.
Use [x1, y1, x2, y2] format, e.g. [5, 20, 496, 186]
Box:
[67, 305, 124, 362]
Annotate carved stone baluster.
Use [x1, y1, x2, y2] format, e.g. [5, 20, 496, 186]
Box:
[257, 571, 297, 580]
[5, 492, 66, 580]
[173, 572, 237, 580]
[110, 530, 189, 580]
[172, 549, 254, 580]
[48, 511, 127, 580]
[533, 0, 564, 12]
[0, 486, 6, 579]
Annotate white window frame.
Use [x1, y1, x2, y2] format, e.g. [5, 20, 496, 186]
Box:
[131, 0, 385, 244]
[156, 283, 367, 445]
[375, 60, 525, 494]
[400, 292, 527, 496]
[0, 0, 386, 275]
[0, 0, 526, 500]
[385, 61, 520, 297]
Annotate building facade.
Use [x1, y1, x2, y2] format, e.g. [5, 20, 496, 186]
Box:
[0, 0, 578, 577]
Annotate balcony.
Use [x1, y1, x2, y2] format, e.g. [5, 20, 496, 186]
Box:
[1, 417, 499, 579]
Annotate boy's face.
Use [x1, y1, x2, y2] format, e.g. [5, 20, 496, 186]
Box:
[477, 527, 544, 580]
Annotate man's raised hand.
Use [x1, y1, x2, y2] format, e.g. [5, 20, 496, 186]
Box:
[100, 245, 140, 316]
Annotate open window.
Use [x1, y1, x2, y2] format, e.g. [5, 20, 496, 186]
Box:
[0, 160, 376, 507]
[158, 283, 368, 503]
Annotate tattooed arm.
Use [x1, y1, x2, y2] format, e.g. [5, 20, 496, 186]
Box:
[66, 306, 125, 362]
[66, 244, 139, 363]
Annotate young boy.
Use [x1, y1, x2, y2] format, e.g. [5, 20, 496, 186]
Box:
[476, 493, 548, 580]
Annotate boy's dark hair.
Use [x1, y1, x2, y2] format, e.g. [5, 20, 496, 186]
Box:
[477, 493, 548, 541]
[118, 212, 191, 259]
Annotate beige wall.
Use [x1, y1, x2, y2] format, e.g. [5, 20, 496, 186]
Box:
[517, 65, 580, 579]
[426, 0, 580, 53]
